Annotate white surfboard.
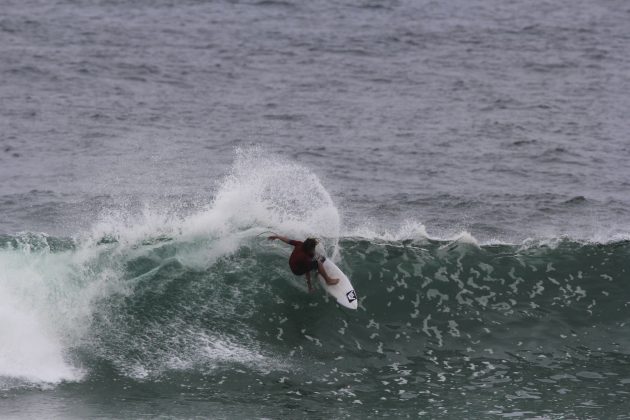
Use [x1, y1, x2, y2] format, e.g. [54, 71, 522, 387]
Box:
[317, 258, 358, 309]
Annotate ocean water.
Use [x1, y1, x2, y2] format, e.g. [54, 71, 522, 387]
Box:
[1, 0, 630, 418]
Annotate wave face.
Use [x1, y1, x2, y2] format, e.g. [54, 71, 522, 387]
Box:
[2, 233, 630, 417]
[1, 150, 629, 418]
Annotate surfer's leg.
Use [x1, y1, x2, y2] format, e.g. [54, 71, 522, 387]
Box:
[317, 260, 339, 285]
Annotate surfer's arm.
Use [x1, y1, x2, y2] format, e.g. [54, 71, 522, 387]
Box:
[267, 235, 294, 245]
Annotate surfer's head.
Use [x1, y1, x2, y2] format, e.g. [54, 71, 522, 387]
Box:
[303, 238, 318, 254]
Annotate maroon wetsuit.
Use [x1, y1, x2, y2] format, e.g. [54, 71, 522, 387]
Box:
[288, 240, 318, 275]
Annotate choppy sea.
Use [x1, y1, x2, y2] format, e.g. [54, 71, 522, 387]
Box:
[1, 0, 630, 418]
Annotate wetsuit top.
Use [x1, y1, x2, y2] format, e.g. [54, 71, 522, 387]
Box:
[288, 240, 318, 275]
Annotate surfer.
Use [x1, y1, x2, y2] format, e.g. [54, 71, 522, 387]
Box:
[268, 235, 339, 292]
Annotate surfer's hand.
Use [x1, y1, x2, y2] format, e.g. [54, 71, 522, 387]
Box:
[267, 235, 277, 240]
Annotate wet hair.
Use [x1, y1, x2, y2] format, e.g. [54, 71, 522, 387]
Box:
[302, 238, 318, 253]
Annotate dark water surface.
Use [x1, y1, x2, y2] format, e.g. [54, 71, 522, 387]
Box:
[1, 0, 630, 418]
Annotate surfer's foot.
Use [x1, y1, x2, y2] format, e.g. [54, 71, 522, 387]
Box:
[326, 277, 339, 285]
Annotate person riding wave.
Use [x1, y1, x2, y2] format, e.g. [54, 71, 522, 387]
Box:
[268, 235, 339, 293]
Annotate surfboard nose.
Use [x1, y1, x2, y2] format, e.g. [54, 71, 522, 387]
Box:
[347, 299, 358, 310]
[337, 289, 358, 309]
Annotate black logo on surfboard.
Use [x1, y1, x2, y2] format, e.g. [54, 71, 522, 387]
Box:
[346, 290, 357, 303]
